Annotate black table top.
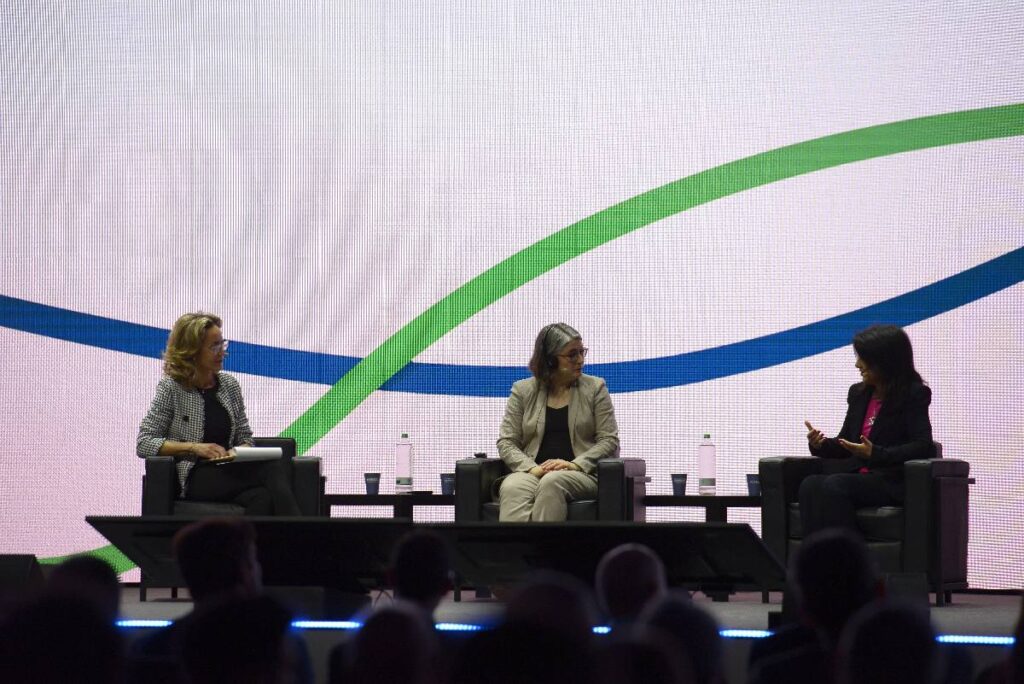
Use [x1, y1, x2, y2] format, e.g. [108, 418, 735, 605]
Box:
[644, 494, 761, 506]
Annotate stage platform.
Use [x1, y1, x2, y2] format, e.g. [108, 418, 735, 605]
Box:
[119, 587, 1019, 684]
[93, 516, 1017, 682]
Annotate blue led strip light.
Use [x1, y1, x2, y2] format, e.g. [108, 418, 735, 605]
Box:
[116, 619, 1017, 648]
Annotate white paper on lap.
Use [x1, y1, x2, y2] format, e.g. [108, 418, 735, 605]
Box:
[228, 446, 283, 462]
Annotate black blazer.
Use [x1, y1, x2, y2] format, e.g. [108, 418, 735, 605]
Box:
[809, 381, 935, 483]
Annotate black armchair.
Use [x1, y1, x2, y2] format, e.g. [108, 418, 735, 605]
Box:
[759, 444, 969, 605]
[138, 437, 324, 600]
[454, 456, 647, 522]
[140, 437, 324, 517]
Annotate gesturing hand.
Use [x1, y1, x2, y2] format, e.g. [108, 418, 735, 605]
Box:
[804, 421, 827, 449]
[838, 435, 874, 459]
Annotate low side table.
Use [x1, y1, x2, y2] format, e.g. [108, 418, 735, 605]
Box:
[324, 493, 454, 519]
[644, 494, 764, 602]
[643, 495, 761, 523]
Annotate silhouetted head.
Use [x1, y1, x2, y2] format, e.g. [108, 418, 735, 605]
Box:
[173, 518, 261, 603]
[641, 593, 723, 684]
[837, 600, 935, 684]
[451, 620, 592, 684]
[46, 555, 121, 623]
[182, 594, 295, 684]
[596, 544, 668, 624]
[349, 602, 440, 684]
[506, 570, 599, 646]
[594, 624, 695, 684]
[0, 595, 123, 683]
[389, 529, 452, 615]
[792, 529, 879, 643]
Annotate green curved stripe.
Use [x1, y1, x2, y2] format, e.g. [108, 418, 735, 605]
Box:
[39, 101, 1024, 572]
[39, 544, 135, 574]
[282, 102, 1024, 454]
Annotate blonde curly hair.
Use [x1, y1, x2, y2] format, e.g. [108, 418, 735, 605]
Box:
[163, 312, 223, 389]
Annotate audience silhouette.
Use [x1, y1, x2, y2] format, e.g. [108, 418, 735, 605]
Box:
[749, 529, 879, 684]
[126, 517, 312, 684]
[2, 532, 1003, 683]
[641, 592, 724, 684]
[0, 595, 123, 684]
[45, 554, 121, 623]
[595, 543, 668, 625]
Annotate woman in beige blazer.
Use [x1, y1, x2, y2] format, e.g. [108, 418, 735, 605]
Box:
[496, 323, 620, 521]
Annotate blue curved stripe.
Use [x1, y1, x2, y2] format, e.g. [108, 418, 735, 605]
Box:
[2, 247, 1022, 395]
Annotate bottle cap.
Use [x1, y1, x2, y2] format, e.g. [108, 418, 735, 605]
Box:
[704, 433, 711, 439]
[401, 433, 409, 439]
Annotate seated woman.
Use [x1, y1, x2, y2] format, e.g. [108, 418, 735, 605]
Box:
[801, 324, 934, 536]
[496, 323, 619, 521]
[136, 312, 300, 515]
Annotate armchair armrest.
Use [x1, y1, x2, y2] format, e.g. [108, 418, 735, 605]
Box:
[759, 457, 824, 565]
[903, 458, 970, 580]
[292, 457, 323, 516]
[142, 457, 178, 515]
[253, 436, 321, 516]
[597, 457, 646, 521]
[455, 458, 508, 521]
[760, 457, 826, 501]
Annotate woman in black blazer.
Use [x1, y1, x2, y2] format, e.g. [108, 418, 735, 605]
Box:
[801, 324, 935, 535]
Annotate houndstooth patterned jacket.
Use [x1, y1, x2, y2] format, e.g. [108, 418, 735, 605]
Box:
[136, 372, 254, 493]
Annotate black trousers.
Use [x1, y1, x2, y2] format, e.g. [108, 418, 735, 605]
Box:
[186, 459, 301, 515]
[798, 472, 902, 537]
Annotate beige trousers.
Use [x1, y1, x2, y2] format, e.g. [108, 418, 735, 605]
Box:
[498, 470, 599, 522]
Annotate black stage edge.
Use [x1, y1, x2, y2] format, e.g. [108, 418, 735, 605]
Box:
[87, 517, 786, 604]
[433, 521, 785, 597]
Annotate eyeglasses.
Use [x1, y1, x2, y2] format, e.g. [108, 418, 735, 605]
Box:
[209, 340, 229, 353]
[559, 348, 589, 361]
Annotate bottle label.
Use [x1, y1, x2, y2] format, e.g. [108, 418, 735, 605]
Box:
[699, 478, 716, 487]
[396, 477, 412, 486]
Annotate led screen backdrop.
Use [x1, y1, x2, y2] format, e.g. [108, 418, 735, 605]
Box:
[1, 2, 1022, 588]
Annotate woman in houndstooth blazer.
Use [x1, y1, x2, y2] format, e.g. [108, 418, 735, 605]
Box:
[136, 312, 299, 515]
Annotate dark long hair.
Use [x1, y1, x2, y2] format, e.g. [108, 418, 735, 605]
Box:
[852, 324, 923, 404]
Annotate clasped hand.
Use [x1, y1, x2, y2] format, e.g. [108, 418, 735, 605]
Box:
[804, 421, 873, 458]
[530, 459, 577, 477]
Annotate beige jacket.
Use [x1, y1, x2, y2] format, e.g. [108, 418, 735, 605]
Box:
[497, 373, 619, 476]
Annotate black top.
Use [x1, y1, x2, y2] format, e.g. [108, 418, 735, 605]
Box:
[536, 405, 574, 464]
[808, 381, 934, 484]
[199, 379, 231, 449]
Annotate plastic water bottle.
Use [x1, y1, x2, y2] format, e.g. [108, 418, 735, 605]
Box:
[395, 433, 413, 494]
[698, 433, 716, 496]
